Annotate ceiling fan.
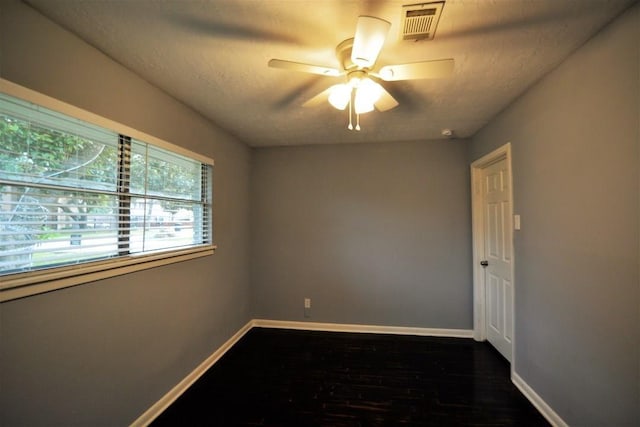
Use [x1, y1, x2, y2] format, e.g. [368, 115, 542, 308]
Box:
[268, 15, 454, 130]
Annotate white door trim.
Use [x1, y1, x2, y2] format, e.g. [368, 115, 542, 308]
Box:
[470, 143, 515, 364]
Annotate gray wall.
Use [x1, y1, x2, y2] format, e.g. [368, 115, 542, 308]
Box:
[470, 4, 639, 426]
[251, 141, 472, 329]
[1, 0, 638, 425]
[0, 1, 251, 425]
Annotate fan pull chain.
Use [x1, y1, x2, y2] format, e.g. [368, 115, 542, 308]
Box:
[347, 96, 353, 130]
[355, 113, 361, 131]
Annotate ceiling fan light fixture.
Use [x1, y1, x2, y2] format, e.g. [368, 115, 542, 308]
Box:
[354, 78, 383, 114]
[328, 84, 352, 110]
[270, 11, 450, 131]
[348, 76, 362, 88]
[351, 16, 391, 68]
[354, 99, 375, 114]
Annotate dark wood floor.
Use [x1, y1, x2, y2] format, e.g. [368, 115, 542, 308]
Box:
[152, 328, 549, 426]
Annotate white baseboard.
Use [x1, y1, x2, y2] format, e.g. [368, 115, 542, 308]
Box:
[130, 320, 253, 427]
[252, 319, 474, 338]
[512, 372, 568, 427]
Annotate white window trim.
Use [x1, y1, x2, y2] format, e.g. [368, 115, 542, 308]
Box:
[0, 79, 216, 302]
[0, 246, 216, 302]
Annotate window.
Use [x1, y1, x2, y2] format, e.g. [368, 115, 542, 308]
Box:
[0, 81, 214, 301]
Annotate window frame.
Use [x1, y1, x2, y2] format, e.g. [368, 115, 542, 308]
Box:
[0, 79, 216, 302]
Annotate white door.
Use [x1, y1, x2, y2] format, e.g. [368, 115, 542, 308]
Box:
[481, 158, 513, 361]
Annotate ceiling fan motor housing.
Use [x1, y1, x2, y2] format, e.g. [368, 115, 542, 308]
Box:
[336, 38, 358, 71]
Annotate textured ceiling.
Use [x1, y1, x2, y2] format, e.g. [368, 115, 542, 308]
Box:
[26, 0, 635, 147]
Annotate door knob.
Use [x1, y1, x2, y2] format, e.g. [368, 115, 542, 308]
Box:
[480, 260, 489, 267]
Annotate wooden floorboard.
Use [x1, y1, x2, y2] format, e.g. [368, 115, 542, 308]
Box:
[152, 327, 550, 426]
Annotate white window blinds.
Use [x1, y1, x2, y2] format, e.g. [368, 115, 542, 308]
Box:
[0, 92, 213, 276]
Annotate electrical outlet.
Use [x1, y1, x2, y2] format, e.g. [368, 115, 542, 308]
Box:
[304, 298, 311, 318]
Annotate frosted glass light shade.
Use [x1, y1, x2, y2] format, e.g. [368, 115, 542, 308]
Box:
[354, 78, 383, 114]
[328, 84, 351, 110]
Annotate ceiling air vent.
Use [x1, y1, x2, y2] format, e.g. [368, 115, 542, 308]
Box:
[401, 2, 445, 41]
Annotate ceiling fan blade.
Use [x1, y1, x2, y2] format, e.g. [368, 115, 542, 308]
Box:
[268, 59, 342, 77]
[375, 87, 399, 112]
[351, 16, 391, 68]
[378, 59, 454, 81]
[302, 87, 334, 108]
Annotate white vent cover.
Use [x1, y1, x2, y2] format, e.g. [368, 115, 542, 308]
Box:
[401, 2, 445, 41]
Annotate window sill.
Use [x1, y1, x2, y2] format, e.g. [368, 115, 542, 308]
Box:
[0, 245, 216, 302]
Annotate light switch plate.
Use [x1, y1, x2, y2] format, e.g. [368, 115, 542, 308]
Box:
[514, 214, 521, 230]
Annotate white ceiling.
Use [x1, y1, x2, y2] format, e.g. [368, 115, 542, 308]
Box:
[26, 0, 635, 147]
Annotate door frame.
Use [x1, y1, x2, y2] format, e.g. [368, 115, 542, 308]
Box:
[470, 142, 515, 363]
